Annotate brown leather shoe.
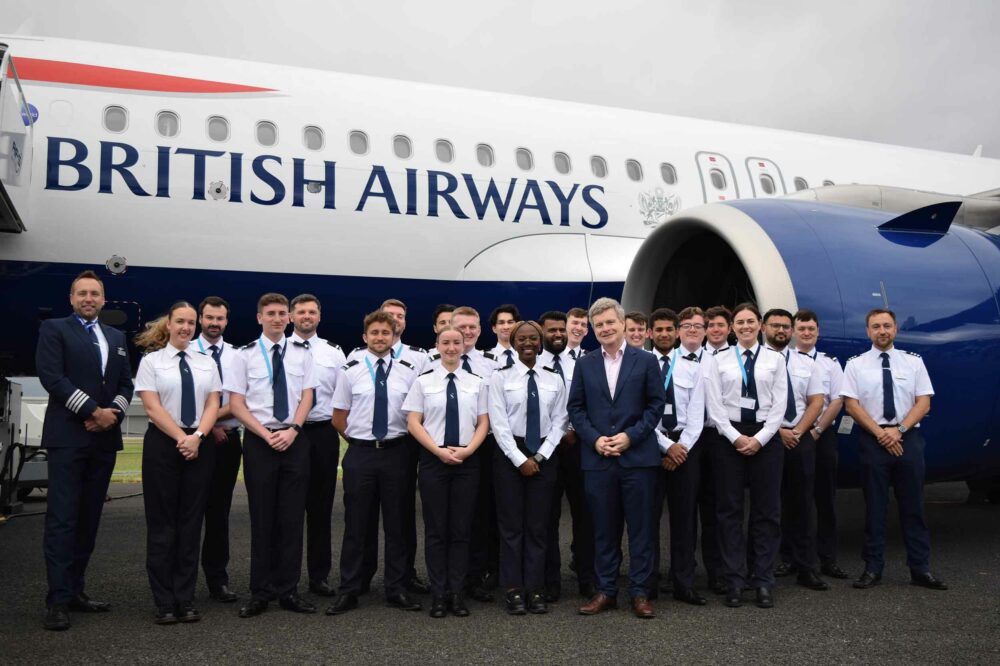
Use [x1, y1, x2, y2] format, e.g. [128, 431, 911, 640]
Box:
[631, 596, 655, 619]
[578, 593, 617, 615]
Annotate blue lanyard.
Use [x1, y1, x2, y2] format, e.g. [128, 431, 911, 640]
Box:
[734, 345, 759, 387]
[662, 349, 678, 390]
[393, 342, 404, 359]
[364, 355, 392, 387]
[196, 338, 205, 353]
[257, 338, 285, 384]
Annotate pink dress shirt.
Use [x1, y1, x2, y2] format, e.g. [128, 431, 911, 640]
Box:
[602, 341, 626, 398]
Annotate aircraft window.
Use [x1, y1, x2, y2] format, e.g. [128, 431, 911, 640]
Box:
[590, 155, 607, 178]
[625, 159, 643, 182]
[759, 174, 775, 195]
[476, 144, 495, 167]
[349, 130, 369, 155]
[207, 116, 230, 142]
[660, 162, 677, 185]
[822, 179, 835, 186]
[256, 121, 278, 147]
[794, 177, 809, 191]
[394, 135, 412, 159]
[553, 152, 571, 174]
[303, 125, 324, 151]
[709, 168, 727, 190]
[436, 139, 454, 163]
[516, 148, 534, 171]
[155, 111, 179, 138]
[103, 105, 128, 133]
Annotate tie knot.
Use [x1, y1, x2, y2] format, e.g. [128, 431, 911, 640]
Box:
[272, 343, 282, 352]
[686, 353, 697, 361]
[461, 354, 469, 360]
[209, 344, 218, 352]
[527, 368, 535, 376]
[744, 349, 753, 358]
[446, 372, 456, 380]
[880, 352, 889, 359]
[377, 358, 385, 367]
[177, 350, 186, 358]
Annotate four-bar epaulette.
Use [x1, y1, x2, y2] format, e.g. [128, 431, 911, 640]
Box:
[241, 341, 256, 350]
[409, 345, 426, 353]
[398, 359, 414, 370]
[328, 341, 342, 350]
[420, 369, 434, 376]
[344, 360, 360, 369]
[847, 353, 862, 362]
[482, 351, 497, 361]
[902, 350, 921, 357]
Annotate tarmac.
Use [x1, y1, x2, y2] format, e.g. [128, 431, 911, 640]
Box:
[1, 481, 998, 665]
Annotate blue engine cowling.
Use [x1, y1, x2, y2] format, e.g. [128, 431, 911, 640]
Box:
[621, 198, 1000, 485]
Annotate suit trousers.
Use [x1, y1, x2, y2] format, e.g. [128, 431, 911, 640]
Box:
[200, 428, 242, 589]
[814, 428, 840, 564]
[243, 430, 310, 600]
[545, 439, 595, 590]
[43, 445, 117, 606]
[494, 446, 556, 591]
[858, 429, 931, 575]
[142, 424, 215, 609]
[779, 431, 819, 571]
[305, 421, 341, 584]
[419, 448, 480, 597]
[652, 434, 707, 591]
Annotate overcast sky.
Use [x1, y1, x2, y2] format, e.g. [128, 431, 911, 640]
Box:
[5, 0, 999, 157]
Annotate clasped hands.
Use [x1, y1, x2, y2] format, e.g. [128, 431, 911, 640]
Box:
[595, 433, 630, 457]
[877, 426, 904, 457]
[84, 407, 121, 433]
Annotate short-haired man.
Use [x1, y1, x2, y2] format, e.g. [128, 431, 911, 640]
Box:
[489, 304, 522, 368]
[228, 293, 318, 618]
[37, 270, 134, 631]
[566, 307, 589, 360]
[762, 308, 827, 591]
[193, 296, 242, 603]
[538, 311, 597, 601]
[432, 304, 456, 334]
[327, 311, 423, 614]
[704, 306, 733, 355]
[288, 294, 347, 598]
[841, 309, 946, 591]
[569, 298, 665, 618]
[349, 299, 428, 373]
[625, 311, 649, 350]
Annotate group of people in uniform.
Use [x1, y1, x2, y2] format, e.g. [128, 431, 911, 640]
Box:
[36, 271, 948, 630]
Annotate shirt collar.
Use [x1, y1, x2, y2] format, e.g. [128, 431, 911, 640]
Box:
[198, 334, 224, 350]
[601, 340, 626, 361]
[75, 314, 98, 326]
[738, 342, 760, 355]
[870, 345, 894, 355]
[259, 333, 286, 352]
[290, 332, 319, 346]
[653, 347, 672, 361]
[366, 349, 391, 366]
[513, 358, 540, 377]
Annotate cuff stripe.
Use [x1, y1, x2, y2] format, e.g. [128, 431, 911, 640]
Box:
[66, 390, 87, 413]
[113, 396, 130, 412]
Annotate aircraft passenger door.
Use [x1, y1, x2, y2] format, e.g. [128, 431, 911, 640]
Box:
[745, 157, 787, 199]
[0, 45, 32, 232]
[695, 152, 739, 203]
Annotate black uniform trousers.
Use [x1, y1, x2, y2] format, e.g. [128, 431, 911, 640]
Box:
[779, 429, 819, 571]
[695, 428, 723, 584]
[544, 439, 595, 591]
[712, 422, 785, 590]
[858, 428, 931, 576]
[242, 430, 310, 601]
[200, 428, 242, 590]
[652, 431, 707, 591]
[814, 428, 840, 565]
[43, 445, 117, 606]
[142, 424, 215, 609]
[494, 444, 556, 591]
[339, 438, 408, 597]
[360, 435, 420, 588]
[304, 421, 341, 584]
[467, 435, 500, 587]
[418, 448, 480, 597]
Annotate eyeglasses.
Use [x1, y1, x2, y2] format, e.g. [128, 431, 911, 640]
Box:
[678, 323, 705, 331]
[767, 323, 792, 330]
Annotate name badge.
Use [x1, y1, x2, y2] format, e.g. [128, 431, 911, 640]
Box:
[740, 397, 757, 410]
[663, 405, 674, 415]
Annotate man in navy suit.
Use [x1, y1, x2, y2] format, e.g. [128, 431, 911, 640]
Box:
[568, 298, 665, 618]
[36, 270, 134, 631]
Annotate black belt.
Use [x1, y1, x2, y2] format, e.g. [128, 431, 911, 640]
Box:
[304, 420, 332, 428]
[878, 424, 899, 428]
[266, 426, 292, 433]
[512, 435, 540, 459]
[349, 436, 406, 449]
[668, 429, 683, 440]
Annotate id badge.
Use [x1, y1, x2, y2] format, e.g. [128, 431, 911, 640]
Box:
[739, 397, 757, 410]
[663, 405, 673, 415]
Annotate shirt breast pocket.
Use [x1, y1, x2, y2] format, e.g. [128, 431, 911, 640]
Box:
[284, 363, 305, 397]
[248, 369, 272, 403]
[191, 364, 217, 389]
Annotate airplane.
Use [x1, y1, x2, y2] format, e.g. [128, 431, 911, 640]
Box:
[1, 34, 999, 499]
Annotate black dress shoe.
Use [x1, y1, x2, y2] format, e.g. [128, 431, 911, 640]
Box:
[774, 562, 795, 578]
[325, 594, 358, 615]
[797, 570, 830, 591]
[724, 589, 743, 608]
[853, 571, 882, 589]
[429, 596, 448, 618]
[44, 605, 71, 631]
[527, 592, 549, 614]
[386, 592, 422, 611]
[404, 577, 431, 594]
[279, 593, 316, 614]
[449, 593, 469, 617]
[155, 607, 179, 625]
[820, 562, 850, 580]
[709, 578, 728, 595]
[177, 603, 201, 623]
[673, 587, 708, 606]
[578, 581, 598, 599]
[309, 580, 336, 597]
[69, 593, 111, 613]
[238, 599, 268, 618]
[209, 585, 238, 602]
[544, 583, 560, 603]
[910, 572, 948, 591]
[465, 584, 494, 603]
[755, 587, 774, 609]
[505, 589, 527, 615]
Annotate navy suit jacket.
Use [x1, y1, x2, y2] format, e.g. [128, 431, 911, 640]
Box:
[567, 344, 665, 471]
[36, 315, 134, 451]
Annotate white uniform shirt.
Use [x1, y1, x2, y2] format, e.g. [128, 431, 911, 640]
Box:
[840, 346, 934, 424]
[348, 340, 428, 374]
[795, 347, 845, 417]
[76, 315, 109, 374]
[290, 333, 346, 423]
[428, 348, 500, 381]
[703, 342, 788, 446]
[653, 346, 706, 452]
[333, 351, 418, 440]
[768, 345, 826, 428]
[488, 360, 569, 467]
[705, 341, 730, 356]
[566, 344, 586, 361]
[224, 334, 319, 428]
[402, 366, 488, 446]
[135, 343, 222, 427]
[491, 343, 516, 369]
[538, 348, 576, 388]
[190, 335, 240, 429]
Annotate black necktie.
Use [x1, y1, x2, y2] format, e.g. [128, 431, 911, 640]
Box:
[741, 349, 758, 424]
[660, 355, 677, 430]
[569, 348, 577, 360]
[552, 354, 564, 383]
[272, 343, 289, 422]
[503, 349, 514, 368]
[784, 351, 797, 422]
[178, 351, 196, 427]
[84, 320, 102, 370]
[444, 372, 459, 446]
[461, 354, 473, 374]
[373, 358, 389, 439]
[685, 352, 698, 362]
[525, 369, 541, 453]
[880, 352, 896, 422]
[209, 344, 223, 383]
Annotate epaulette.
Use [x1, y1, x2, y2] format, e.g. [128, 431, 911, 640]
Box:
[241, 341, 256, 350]
[847, 353, 862, 362]
[350, 346, 363, 354]
[428, 352, 441, 361]
[902, 350, 921, 357]
[464, 369, 481, 378]
[482, 351, 497, 361]
[711, 346, 729, 355]
[328, 341, 342, 350]
[419, 369, 434, 376]
[542, 366, 558, 374]
[764, 346, 781, 354]
[343, 360, 359, 369]
[398, 359, 414, 370]
[819, 351, 838, 363]
[409, 345, 426, 353]
[498, 364, 514, 371]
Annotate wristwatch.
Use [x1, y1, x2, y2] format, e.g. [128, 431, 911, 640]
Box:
[814, 426, 823, 436]
[194, 430, 206, 441]
[291, 424, 303, 433]
[533, 452, 547, 463]
[898, 424, 908, 434]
